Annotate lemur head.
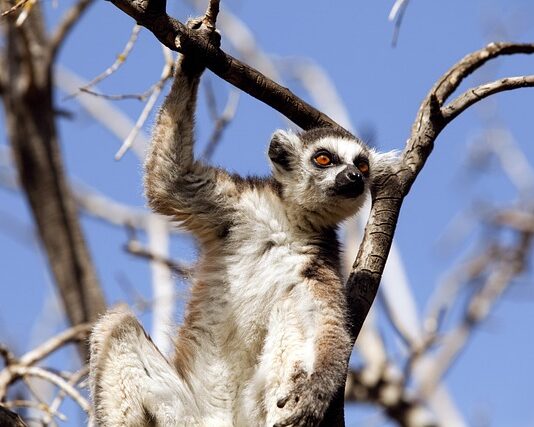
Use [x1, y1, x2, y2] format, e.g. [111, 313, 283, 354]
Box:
[268, 128, 376, 227]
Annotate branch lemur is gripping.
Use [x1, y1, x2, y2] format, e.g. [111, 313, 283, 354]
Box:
[89, 22, 388, 427]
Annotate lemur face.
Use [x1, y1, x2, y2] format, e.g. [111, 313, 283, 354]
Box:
[268, 128, 373, 224]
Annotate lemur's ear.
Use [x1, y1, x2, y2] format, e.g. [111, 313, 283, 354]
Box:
[268, 130, 299, 171]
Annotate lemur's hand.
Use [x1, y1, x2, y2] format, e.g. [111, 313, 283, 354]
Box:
[178, 17, 221, 78]
[273, 367, 330, 427]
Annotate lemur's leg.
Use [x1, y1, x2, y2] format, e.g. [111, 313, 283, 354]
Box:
[89, 308, 201, 426]
[251, 274, 351, 427]
[144, 20, 236, 240]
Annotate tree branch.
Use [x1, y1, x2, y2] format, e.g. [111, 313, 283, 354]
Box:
[443, 75, 534, 122]
[48, 0, 95, 62]
[346, 43, 534, 343]
[0, 324, 91, 398]
[1, 4, 106, 361]
[107, 0, 349, 134]
[346, 368, 436, 427]
[431, 42, 534, 105]
[203, 0, 220, 30]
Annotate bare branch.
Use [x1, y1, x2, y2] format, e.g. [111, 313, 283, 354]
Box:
[69, 24, 141, 97]
[2, 6, 106, 360]
[115, 46, 174, 160]
[388, 0, 410, 47]
[345, 367, 436, 427]
[201, 89, 239, 160]
[345, 41, 534, 400]
[49, 0, 95, 62]
[18, 324, 91, 368]
[43, 367, 89, 425]
[0, 324, 91, 398]
[107, 0, 349, 134]
[125, 239, 192, 278]
[55, 66, 148, 159]
[203, 0, 220, 30]
[432, 42, 534, 105]
[79, 86, 154, 101]
[418, 231, 532, 396]
[10, 367, 91, 414]
[443, 75, 534, 122]
[1, 0, 30, 17]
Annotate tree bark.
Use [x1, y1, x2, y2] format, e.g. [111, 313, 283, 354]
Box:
[1, 7, 106, 360]
[0, 405, 27, 427]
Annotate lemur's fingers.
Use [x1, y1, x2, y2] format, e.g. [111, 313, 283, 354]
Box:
[273, 367, 329, 427]
[187, 17, 204, 29]
[185, 16, 221, 48]
[177, 16, 221, 78]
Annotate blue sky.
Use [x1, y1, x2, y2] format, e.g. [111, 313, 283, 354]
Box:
[1, 0, 534, 425]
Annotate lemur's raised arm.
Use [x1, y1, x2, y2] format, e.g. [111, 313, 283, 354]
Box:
[144, 21, 236, 241]
[90, 16, 388, 427]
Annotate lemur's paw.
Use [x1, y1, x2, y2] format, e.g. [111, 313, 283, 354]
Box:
[185, 16, 221, 47]
[273, 367, 329, 427]
[177, 16, 221, 77]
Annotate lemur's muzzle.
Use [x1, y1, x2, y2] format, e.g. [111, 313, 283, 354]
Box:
[334, 165, 364, 197]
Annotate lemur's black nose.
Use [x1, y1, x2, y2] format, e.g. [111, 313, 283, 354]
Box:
[334, 165, 364, 197]
[345, 169, 360, 182]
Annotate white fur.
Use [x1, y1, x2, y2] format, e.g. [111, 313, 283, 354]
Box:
[185, 188, 325, 425]
[90, 309, 202, 426]
[90, 185, 340, 426]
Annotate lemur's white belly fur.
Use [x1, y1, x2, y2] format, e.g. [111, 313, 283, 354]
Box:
[183, 187, 318, 424]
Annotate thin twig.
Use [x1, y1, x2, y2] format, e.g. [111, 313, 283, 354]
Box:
[11, 366, 91, 413]
[114, 46, 174, 160]
[49, 0, 95, 62]
[4, 399, 65, 421]
[79, 86, 154, 101]
[201, 89, 239, 160]
[14, 0, 35, 26]
[388, 0, 410, 47]
[67, 24, 141, 98]
[107, 0, 348, 133]
[125, 240, 192, 278]
[443, 75, 534, 122]
[1, 0, 29, 17]
[42, 367, 88, 425]
[19, 324, 91, 367]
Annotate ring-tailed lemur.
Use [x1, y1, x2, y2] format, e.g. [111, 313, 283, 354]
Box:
[90, 20, 389, 427]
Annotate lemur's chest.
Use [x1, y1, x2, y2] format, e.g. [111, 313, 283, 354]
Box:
[222, 189, 313, 322]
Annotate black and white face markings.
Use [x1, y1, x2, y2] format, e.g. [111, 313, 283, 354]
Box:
[303, 131, 371, 199]
[266, 128, 372, 226]
[310, 143, 370, 198]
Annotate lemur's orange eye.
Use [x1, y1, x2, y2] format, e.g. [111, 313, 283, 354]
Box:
[357, 161, 369, 176]
[314, 153, 332, 167]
